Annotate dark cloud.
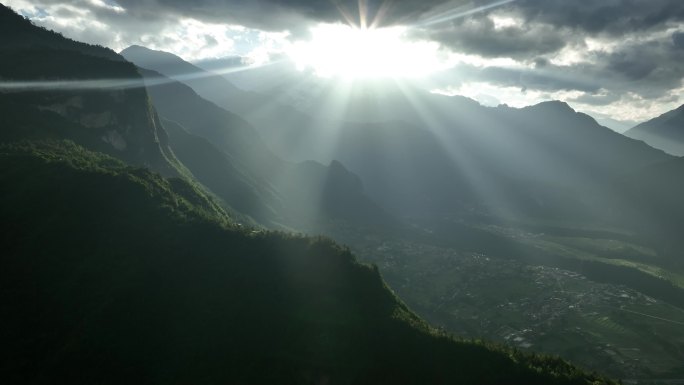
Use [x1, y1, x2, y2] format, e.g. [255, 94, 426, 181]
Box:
[473, 65, 602, 94]
[443, 35, 684, 107]
[423, 16, 570, 59]
[607, 52, 658, 81]
[103, 0, 455, 32]
[674, 31, 684, 49]
[8, 0, 683, 115]
[409, 0, 684, 108]
[512, 0, 684, 36]
[597, 39, 684, 97]
[420, 0, 684, 59]
[14, 0, 464, 42]
[568, 92, 622, 107]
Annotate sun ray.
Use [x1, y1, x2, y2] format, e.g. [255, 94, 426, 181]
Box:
[368, 0, 393, 29]
[358, 0, 369, 29]
[0, 60, 280, 91]
[288, 23, 443, 79]
[332, 0, 360, 28]
[391, 79, 526, 220]
[414, 0, 517, 28]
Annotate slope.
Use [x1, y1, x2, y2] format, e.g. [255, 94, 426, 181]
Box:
[625, 104, 684, 156]
[119, 45, 326, 150]
[0, 140, 612, 385]
[1, 6, 389, 231]
[119, 46, 672, 224]
[0, 4, 121, 60]
[612, 155, 684, 256]
[137, 69, 394, 230]
[0, 4, 183, 177]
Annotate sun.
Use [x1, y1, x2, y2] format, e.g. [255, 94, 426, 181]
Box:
[288, 23, 443, 79]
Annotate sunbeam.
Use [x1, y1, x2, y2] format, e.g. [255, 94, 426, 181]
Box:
[413, 0, 517, 28]
[0, 60, 282, 91]
[288, 24, 442, 78]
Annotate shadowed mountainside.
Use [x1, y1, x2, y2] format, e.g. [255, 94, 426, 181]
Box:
[0, 141, 613, 385]
[0, 5, 183, 177]
[0, 4, 392, 231]
[138, 68, 395, 230]
[625, 104, 684, 156]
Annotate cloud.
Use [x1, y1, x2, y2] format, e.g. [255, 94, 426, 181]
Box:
[106, 0, 455, 30]
[674, 31, 684, 49]
[511, 0, 684, 36]
[4, 0, 683, 122]
[3, 0, 285, 60]
[414, 0, 684, 119]
[17, 0, 454, 34]
[449, 33, 684, 101]
[421, 15, 571, 59]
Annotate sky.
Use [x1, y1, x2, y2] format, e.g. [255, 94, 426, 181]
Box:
[4, 0, 684, 129]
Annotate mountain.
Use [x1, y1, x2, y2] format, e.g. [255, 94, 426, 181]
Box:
[611, 155, 684, 255]
[257, 96, 672, 222]
[136, 68, 394, 230]
[0, 140, 612, 385]
[625, 104, 684, 156]
[121, 45, 684, 273]
[119, 46, 673, 224]
[120, 45, 245, 97]
[1, 6, 388, 231]
[0, 4, 120, 61]
[0, 7, 615, 382]
[120, 45, 329, 150]
[0, 4, 183, 177]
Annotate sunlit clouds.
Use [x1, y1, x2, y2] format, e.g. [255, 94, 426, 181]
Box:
[288, 24, 445, 79]
[3, 0, 683, 127]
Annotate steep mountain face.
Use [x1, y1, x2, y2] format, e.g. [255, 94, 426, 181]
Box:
[1, 6, 386, 230]
[0, 141, 612, 385]
[610, 156, 684, 255]
[138, 69, 394, 229]
[0, 4, 182, 177]
[120, 45, 244, 96]
[120, 45, 325, 147]
[161, 118, 281, 223]
[625, 104, 684, 156]
[120, 46, 672, 224]
[258, 96, 671, 222]
[0, 5, 120, 61]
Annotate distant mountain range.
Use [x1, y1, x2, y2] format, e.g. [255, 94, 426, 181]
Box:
[626, 104, 684, 156]
[120, 46, 676, 228]
[0, 4, 619, 383]
[0, 12, 182, 178]
[120, 43, 684, 319]
[7, 1, 684, 381]
[0, 8, 390, 231]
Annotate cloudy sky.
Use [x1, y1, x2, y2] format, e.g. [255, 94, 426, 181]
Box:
[5, 0, 683, 129]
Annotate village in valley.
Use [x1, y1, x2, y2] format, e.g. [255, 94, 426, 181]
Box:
[334, 230, 684, 381]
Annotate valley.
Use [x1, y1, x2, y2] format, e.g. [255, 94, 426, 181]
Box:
[2, 1, 683, 383]
[330, 224, 684, 380]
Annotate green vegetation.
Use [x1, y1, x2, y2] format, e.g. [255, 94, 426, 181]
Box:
[333, 226, 684, 379]
[146, 73, 395, 230]
[0, 141, 612, 384]
[0, 4, 120, 60]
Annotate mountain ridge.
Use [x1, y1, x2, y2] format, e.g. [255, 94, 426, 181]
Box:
[0, 140, 612, 385]
[136, 67, 395, 230]
[625, 104, 684, 156]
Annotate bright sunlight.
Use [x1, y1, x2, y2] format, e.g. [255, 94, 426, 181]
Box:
[288, 23, 444, 79]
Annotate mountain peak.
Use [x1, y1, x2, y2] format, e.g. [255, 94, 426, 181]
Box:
[0, 4, 121, 61]
[625, 104, 684, 156]
[120, 44, 188, 65]
[122, 44, 173, 56]
[536, 100, 574, 111]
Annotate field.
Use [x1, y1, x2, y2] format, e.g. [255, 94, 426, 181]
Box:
[328, 220, 684, 381]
